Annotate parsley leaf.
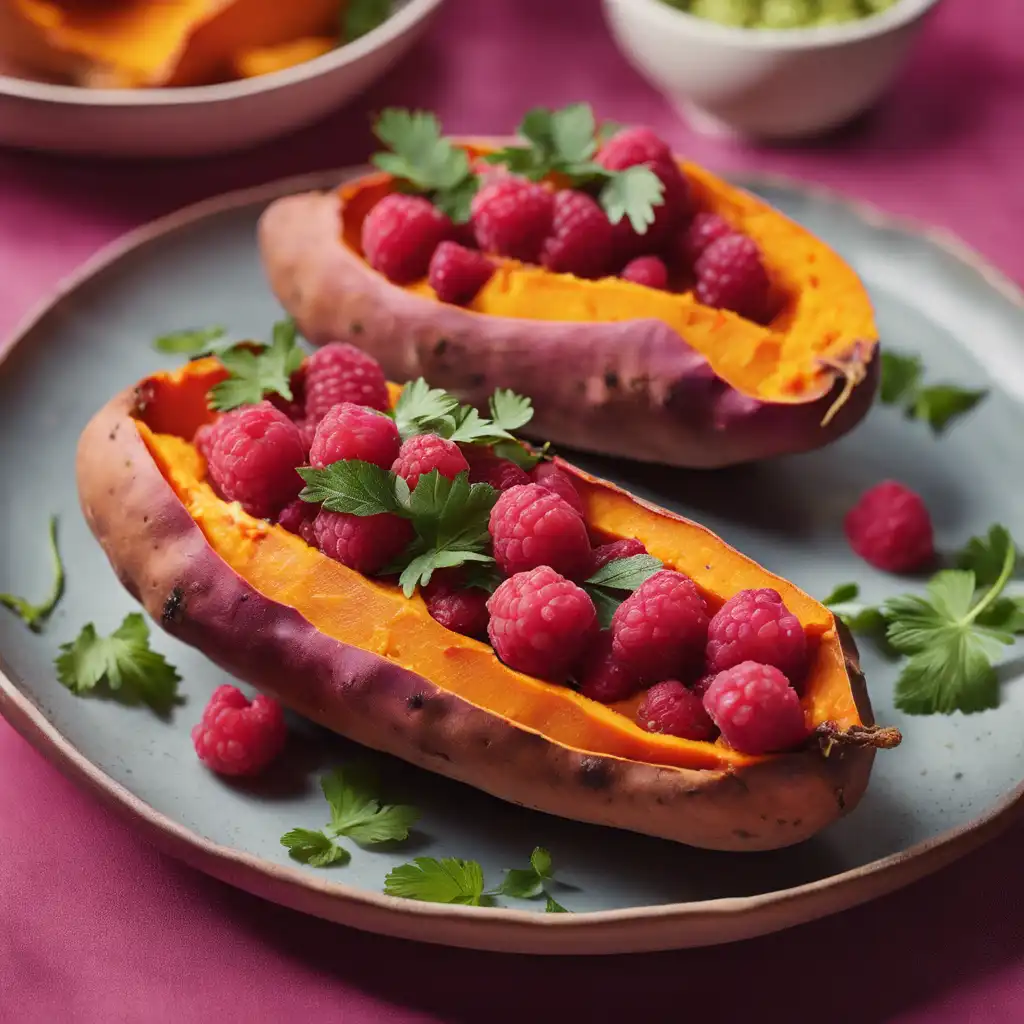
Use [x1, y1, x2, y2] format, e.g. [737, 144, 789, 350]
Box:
[583, 553, 663, 628]
[281, 828, 350, 867]
[1, 515, 64, 633]
[208, 319, 304, 412]
[955, 524, 1022, 586]
[975, 596, 1024, 634]
[497, 846, 553, 899]
[392, 377, 461, 441]
[55, 613, 181, 713]
[821, 581, 893, 639]
[297, 460, 405, 516]
[371, 109, 478, 223]
[822, 582, 860, 606]
[343, 0, 391, 42]
[600, 165, 666, 233]
[153, 325, 229, 355]
[488, 389, 534, 433]
[545, 895, 569, 913]
[878, 351, 923, 406]
[384, 857, 488, 906]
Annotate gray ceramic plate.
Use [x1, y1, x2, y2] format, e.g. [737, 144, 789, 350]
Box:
[1, 170, 1022, 956]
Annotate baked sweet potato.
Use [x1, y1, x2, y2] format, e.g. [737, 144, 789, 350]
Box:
[259, 144, 879, 469]
[77, 357, 900, 851]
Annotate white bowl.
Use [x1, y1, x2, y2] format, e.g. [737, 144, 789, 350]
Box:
[0, 0, 446, 159]
[601, 0, 944, 140]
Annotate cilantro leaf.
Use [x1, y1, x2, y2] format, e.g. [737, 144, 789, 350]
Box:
[975, 596, 1024, 634]
[343, 0, 391, 42]
[1, 515, 64, 633]
[586, 553, 663, 591]
[392, 377, 461, 441]
[599, 165, 665, 233]
[496, 845, 554, 899]
[822, 582, 860, 606]
[384, 857, 488, 906]
[955, 525, 1022, 586]
[447, 405, 514, 445]
[493, 439, 547, 471]
[208, 319, 303, 412]
[878, 351, 923, 406]
[281, 828, 350, 867]
[153, 325, 228, 355]
[488, 389, 534, 433]
[321, 766, 419, 845]
[545, 895, 569, 913]
[55, 613, 181, 713]
[297, 460, 404, 516]
[549, 103, 599, 164]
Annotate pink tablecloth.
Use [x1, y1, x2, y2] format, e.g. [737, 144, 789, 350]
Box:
[1, 0, 1022, 1019]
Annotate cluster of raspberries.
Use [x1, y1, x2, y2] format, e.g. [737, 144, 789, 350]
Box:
[360, 126, 772, 322]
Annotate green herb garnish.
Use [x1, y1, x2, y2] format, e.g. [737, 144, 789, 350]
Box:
[878, 349, 988, 434]
[153, 325, 230, 356]
[583, 553, 664, 628]
[1, 515, 64, 633]
[208, 319, 304, 412]
[343, 0, 392, 42]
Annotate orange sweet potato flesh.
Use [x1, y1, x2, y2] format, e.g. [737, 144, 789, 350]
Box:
[138, 359, 864, 774]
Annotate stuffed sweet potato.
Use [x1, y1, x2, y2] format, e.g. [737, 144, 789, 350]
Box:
[77, 342, 899, 852]
[259, 107, 879, 469]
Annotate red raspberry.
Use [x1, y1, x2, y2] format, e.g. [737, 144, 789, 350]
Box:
[610, 159, 692, 262]
[361, 193, 451, 284]
[313, 509, 413, 575]
[676, 212, 735, 269]
[276, 498, 318, 545]
[204, 402, 305, 519]
[691, 673, 716, 698]
[392, 433, 470, 492]
[577, 633, 641, 703]
[695, 234, 771, 321]
[705, 588, 808, 683]
[464, 447, 531, 491]
[637, 680, 716, 740]
[489, 483, 592, 580]
[610, 570, 709, 681]
[620, 255, 668, 289]
[423, 569, 490, 638]
[530, 462, 584, 517]
[540, 190, 614, 279]
[304, 343, 390, 420]
[471, 178, 554, 262]
[191, 684, 287, 777]
[428, 241, 495, 305]
[487, 566, 597, 680]
[844, 481, 935, 573]
[590, 537, 647, 574]
[194, 421, 215, 462]
[309, 402, 400, 470]
[296, 418, 318, 455]
[597, 126, 673, 169]
[702, 662, 807, 755]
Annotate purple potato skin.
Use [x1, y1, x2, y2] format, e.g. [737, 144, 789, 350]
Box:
[257, 191, 878, 469]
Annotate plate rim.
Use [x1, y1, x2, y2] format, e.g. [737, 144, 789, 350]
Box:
[1, 166, 1022, 956]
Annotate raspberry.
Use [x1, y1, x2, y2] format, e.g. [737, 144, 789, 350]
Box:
[577, 633, 640, 703]
[489, 483, 592, 580]
[620, 255, 668, 289]
[702, 662, 807, 755]
[691, 673, 716, 698]
[191, 684, 287, 777]
[540, 190, 613, 279]
[296, 418, 318, 455]
[637, 681, 716, 740]
[204, 402, 305, 519]
[463, 446, 531, 491]
[423, 569, 490, 638]
[309, 402, 400, 469]
[392, 433, 470, 492]
[590, 537, 647, 574]
[471, 178, 554, 262]
[597, 126, 673, 169]
[361, 193, 451, 284]
[705, 588, 808, 683]
[675, 212, 735, 269]
[695, 234, 771, 321]
[487, 566, 597, 680]
[844, 480, 935, 573]
[530, 462, 584, 517]
[428, 241, 495, 305]
[194, 421, 215, 462]
[276, 498, 318, 545]
[313, 509, 413, 575]
[304, 343, 390, 420]
[610, 570, 709, 681]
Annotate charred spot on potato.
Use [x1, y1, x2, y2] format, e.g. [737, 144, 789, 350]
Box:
[468, 372, 486, 388]
[604, 370, 620, 390]
[407, 692, 425, 711]
[350, 321, 364, 335]
[162, 586, 186, 624]
[433, 337, 449, 356]
[733, 828, 755, 840]
[835, 787, 846, 810]
[578, 755, 612, 790]
[132, 382, 156, 415]
[108, 424, 119, 441]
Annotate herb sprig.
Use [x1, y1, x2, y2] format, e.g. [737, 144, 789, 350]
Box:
[583, 553, 664, 628]
[1, 515, 64, 633]
[208, 319, 304, 412]
[878, 350, 988, 434]
[342, 0, 392, 42]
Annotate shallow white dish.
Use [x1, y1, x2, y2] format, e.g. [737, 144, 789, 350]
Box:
[0, 0, 446, 159]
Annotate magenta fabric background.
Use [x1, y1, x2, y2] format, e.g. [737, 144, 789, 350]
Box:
[1, 0, 1022, 1019]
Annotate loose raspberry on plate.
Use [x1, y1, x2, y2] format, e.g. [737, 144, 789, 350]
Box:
[423, 569, 490, 638]
[308, 401, 401, 470]
[204, 402, 305, 519]
[489, 483, 592, 580]
[313, 509, 413, 575]
[392, 433, 470, 492]
[844, 480, 935, 573]
[694, 233, 771, 321]
[577, 632, 641, 703]
[276, 498, 318, 546]
[540, 189, 614, 279]
[361, 193, 451, 284]
[463, 446, 530, 491]
[530, 462, 584, 517]
[429, 241, 495, 305]
[620, 255, 668, 290]
[471, 177, 554, 262]
[675, 211, 735, 269]
[610, 569, 709, 681]
[304, 342, 390, 420]
[637, 680, 716, 740]
[590, 537, 647, 574]
[487, 566, 597, 681]
[191, 684, 287, 777]
[706, 587, 808, 683]
[702, 662, 807, 755]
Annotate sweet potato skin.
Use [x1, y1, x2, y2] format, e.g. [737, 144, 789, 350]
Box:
[258, 191, 878, 469]
[77, 385, 876, 852]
